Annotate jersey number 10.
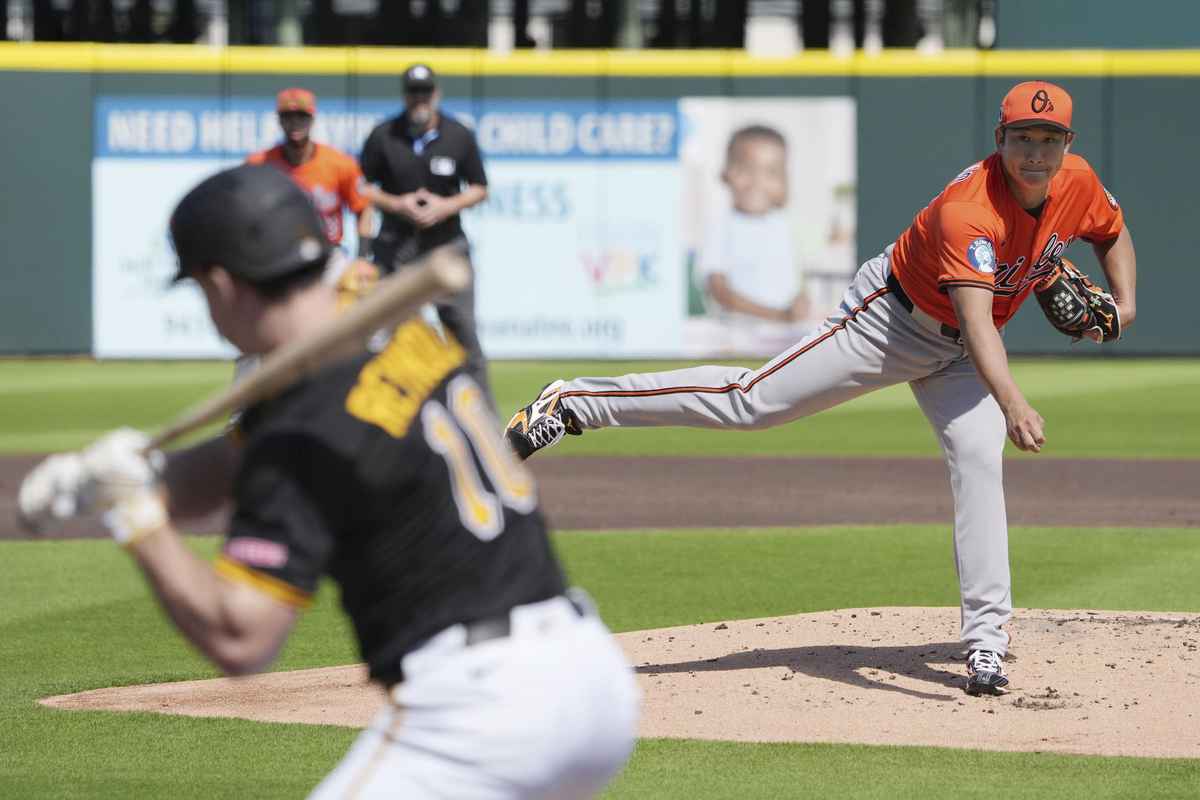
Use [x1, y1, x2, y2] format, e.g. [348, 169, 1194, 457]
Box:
[422, 375, 538, 541]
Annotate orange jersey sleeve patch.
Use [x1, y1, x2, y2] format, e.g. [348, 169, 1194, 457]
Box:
[932, 202, 999, 290]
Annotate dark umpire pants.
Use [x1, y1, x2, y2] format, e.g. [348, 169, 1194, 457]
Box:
[373, 234, 495, 410]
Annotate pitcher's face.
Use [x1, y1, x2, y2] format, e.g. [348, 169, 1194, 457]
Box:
[996, 124, 1071, 196]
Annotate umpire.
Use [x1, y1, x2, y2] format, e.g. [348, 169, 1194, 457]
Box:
[360, 63, 493, 403]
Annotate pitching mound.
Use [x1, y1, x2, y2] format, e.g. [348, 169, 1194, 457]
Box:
[41, 607, 1200, 758]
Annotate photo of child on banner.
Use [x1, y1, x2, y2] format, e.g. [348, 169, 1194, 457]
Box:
[680, 98, 857, 357]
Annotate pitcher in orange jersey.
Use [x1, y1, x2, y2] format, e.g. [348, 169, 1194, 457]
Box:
[890, 82, 1132, 334]
[247, 88, 379, 308]
[501, 81, 1137, 697]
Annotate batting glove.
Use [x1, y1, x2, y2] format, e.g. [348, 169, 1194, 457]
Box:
[18, 452, 93, 531]
[80, 428, 169, 547]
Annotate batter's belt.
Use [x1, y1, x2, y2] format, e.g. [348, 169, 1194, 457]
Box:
[885, 270, 963, 342]
[388, 591, 595, 686]
[463, 590, 592, 644]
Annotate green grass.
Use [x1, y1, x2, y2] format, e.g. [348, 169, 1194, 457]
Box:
[1, 358, 1196, 457]
[0, 360, 234, 452]
[3, 527, 1199, 799]
[609, 740, 1200, 800]
[557, 526, 1200, 631]
[2, 358, 1197, 797]
[2, 713, 351, 800]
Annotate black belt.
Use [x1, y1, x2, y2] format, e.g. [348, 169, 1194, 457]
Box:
[885, 271, 962, 341]
[464, 615, 512, 646]
[464, 591, 591, 646]
[385, 592, 594, 686]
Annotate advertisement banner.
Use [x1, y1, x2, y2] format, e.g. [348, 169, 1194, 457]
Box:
[92, 94, 851, 359]
[93, 158, 239, 359]
[678, 97, 858, 357]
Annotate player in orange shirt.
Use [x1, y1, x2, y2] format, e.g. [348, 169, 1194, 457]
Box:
[247, 88, 379, 308]
[888, 87, 1128, 335]
[503, 81, 1137, 696]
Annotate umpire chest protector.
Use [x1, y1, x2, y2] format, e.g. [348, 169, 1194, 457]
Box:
[361, 113, 488, 254]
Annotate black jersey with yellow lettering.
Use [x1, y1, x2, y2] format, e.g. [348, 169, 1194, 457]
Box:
[215, 321, 566, 684]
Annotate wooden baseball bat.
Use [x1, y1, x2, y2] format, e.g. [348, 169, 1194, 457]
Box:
[147, 245, 471, 451]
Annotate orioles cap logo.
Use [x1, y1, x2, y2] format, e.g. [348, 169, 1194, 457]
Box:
[1031, 89, 1054, 114]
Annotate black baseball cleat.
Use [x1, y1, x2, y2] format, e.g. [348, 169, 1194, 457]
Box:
[504, 379, 583, 460]
[965, 649, 1010, 696]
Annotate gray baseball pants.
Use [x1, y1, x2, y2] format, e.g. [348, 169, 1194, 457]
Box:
[558, 251, 1012, 655]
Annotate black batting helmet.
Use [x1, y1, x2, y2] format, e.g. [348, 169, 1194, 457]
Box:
[169, 164, 331, 284]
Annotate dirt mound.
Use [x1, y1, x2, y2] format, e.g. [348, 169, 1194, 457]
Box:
[41, 608, 1200, 758]
[626, 607, 1200, 757]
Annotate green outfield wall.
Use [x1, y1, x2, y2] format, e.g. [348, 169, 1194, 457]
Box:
[0, 45, 1195, 356]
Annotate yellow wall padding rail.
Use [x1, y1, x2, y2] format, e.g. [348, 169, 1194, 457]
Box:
[3, 42, 1200, 77]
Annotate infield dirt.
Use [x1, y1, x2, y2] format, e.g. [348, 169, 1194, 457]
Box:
[42, 607, 1200, 758]
[3, 454, 1199, 538]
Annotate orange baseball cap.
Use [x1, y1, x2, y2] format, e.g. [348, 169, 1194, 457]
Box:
[998, 81, 1073, 132]
[276, 87, 316, 115]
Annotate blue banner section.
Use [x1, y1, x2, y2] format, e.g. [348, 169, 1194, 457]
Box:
[94, 96, 679, 160]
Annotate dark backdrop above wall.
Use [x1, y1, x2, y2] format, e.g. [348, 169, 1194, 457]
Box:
[995, 0, 1200, 50]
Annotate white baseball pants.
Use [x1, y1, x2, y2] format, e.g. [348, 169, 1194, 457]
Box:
[308, 595, 640, 799]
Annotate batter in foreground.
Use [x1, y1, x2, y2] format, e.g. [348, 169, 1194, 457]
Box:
[507, 81, 1137, 696]
[20, 165, 638, 798]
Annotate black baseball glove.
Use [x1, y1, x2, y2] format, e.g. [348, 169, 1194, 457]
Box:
[1032, 257, 1121, 343]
